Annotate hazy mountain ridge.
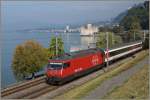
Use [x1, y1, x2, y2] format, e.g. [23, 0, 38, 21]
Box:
[112, 1, 149, 30]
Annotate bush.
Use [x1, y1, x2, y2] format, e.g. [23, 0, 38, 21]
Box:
[12, 40, 48, 80]
[96, 32, 123, 48]
[48, 36, 64, 58]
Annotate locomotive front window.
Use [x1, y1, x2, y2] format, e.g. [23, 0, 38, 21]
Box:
[47, 63, 63, 70]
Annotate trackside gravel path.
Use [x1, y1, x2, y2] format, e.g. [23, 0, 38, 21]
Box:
[84, 56, 149, 99]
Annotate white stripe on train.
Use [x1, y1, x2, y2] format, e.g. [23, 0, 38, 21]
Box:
[104, 47, 142, 62]
[104, 42, 142, 53]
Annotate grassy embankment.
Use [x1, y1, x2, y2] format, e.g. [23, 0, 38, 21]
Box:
[103, 64, 149, 99]
[55, 50, 149, 99]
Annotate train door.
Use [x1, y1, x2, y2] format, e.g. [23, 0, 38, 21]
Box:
[61, 62, 71, 78]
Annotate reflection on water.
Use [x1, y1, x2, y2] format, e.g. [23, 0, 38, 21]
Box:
[80, 35, 98, 50]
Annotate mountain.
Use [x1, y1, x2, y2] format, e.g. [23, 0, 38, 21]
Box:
[113, 1, 149, 30]
[112, 10, 128, 24]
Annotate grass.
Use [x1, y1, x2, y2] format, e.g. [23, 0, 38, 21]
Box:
[54, 50, 149, 99]
[103, 64, 149, 99]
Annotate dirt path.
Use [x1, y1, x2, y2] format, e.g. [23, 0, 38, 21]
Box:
[84, 56, 149, 99]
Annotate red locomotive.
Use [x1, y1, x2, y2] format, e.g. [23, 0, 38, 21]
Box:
[46, 48, 105, 84]
[46, 42, 142, 84]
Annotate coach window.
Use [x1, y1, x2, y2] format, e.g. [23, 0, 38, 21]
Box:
[63, 62, 70, 68]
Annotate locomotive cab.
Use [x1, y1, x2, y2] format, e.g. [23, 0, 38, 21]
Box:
[46, 61, 70, 84]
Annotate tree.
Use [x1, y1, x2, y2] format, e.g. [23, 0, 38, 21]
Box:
[129, 17, 142, 41]
[96, 32, 123, 48]
[96, 32, 106, 48]
[12, 40, 48, 81]
[120, 16, 140, 31]
[98, 26, 112, 32]
[112, 25, 124, 34]
[120, 16, 142, 41]
[120, 1, 149, 30]
[48, 36, 64, 58]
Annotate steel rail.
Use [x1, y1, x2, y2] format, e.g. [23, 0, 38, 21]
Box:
[1, 76, 46, 97]
[22, 86, 58, 99]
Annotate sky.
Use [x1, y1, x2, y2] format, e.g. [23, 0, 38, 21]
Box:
[1, 1, 144, 31]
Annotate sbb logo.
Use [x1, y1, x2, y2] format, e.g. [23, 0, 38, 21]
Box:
[92, 55, 99, 65]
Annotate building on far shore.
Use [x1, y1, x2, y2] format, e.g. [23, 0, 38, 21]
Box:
[80, 24, 98, 36]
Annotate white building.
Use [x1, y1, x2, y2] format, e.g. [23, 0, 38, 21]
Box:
[80, 24, 98, 36]
[64, 25, 70, 33]
[66, 25, 69, 31]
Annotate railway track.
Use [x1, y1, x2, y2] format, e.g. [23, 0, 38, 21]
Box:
[22, 85, 58, 99]
[1, 76, 46, 97]
[2, 76, 59, 99]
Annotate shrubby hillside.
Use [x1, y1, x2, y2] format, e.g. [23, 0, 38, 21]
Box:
[113, 1, 149, 30]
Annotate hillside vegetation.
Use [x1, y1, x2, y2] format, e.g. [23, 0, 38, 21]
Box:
[120, 1, 149, 30]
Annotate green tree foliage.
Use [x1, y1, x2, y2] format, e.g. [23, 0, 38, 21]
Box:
[48, 36, 64, 58]
[98, 26, 112, 32]
[112, 25, 124, 34]
[120, 15, 142, 41]
[96, 32, 123, 48]
[12, 40, 48, 81]
[120, 16, 140, 31]
[120, 1, 149, 30]
[129, 21, 142, 40]
[129, 17, 141, 33]
[128, 18, 142, 41]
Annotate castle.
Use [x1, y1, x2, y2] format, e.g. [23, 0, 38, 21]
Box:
[80, 24, 98, 36]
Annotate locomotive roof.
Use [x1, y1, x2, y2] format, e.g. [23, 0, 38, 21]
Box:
[51, 48, 104, 60]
